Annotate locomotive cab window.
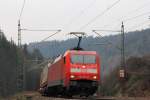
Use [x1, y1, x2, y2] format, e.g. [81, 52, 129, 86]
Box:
[71, 54, 96, 64]
[84, 55, 96, 64]
[71, 55, 83, 64]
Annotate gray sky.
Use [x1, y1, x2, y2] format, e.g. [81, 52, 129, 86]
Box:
[0, 0, 150, 44]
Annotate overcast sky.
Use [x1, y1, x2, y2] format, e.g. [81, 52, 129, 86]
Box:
[0, 0, 150, 44]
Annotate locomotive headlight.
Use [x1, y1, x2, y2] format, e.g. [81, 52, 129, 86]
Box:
[70, 75, 75, 79]
[93, 76, 97, 79]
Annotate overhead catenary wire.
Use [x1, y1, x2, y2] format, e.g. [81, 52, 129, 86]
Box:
[63, 0, 96, 30]
[40, 30, 61, 42]
[18, 0, 62, 43]
[120, 12, 150, 31]
[78, 0, 121, 31]
[114, 1, 150, 23]
[99, 1, 150, 31]
[62, 0, 96, 39]
[123, 2, 150, 19]
[123, 11, 150, 22]
[27, 29, 61, 63]
[92, 30, 121, 50]
[93, 29, 120, 32]
[21, 28, 61, 32]
[20, 28, 61, 43]
[18, 0, 26, 47]
[89, 1, 150, 49]
[109, 11, 150, 31]
[127, 20, 149, 31]
[19, 0, 26, 20]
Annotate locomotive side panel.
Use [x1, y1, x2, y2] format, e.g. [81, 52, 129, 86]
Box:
[47, 56, 65, 87]
[63, 52, 71, 87]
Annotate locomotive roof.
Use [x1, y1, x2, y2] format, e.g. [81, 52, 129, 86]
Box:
[64, 50, 97, 56]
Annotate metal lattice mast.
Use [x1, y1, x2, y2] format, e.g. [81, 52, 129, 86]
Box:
[119, 22, 126, 96]
[119, 22, 126, 80]
[16, 54, 24, 92]
[18, 20, 21, 48]
[121, 22, 125, 68]
[17, 20, 24, 92]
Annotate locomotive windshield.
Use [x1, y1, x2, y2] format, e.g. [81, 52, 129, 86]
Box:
[71, 54, 96, 64]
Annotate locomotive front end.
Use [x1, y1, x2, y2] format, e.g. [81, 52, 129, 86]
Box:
[67, 51, 100, 96]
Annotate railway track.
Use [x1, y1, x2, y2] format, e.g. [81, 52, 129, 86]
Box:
[20, 94, 115, 100]
[18, 96, 115, 100]
[15, 96, 150, 100]
[20, 96, 150, 100]
[7, 91, 114, 100]
[6, 91, 150, 100]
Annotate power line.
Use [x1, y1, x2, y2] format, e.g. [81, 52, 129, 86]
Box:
[19, 0, 26, 20]
[78, 0, 121, 31]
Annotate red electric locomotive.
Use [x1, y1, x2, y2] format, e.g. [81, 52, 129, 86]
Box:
[39, 32, 100, 97]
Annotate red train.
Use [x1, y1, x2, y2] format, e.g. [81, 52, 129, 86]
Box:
[39, 50, 100, 97]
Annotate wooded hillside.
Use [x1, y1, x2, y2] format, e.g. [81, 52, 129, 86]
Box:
[101, 55, 150, 96]
[28, 28, 150, 75]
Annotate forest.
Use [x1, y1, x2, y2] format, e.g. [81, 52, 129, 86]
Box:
[0, 29, 43, 97]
